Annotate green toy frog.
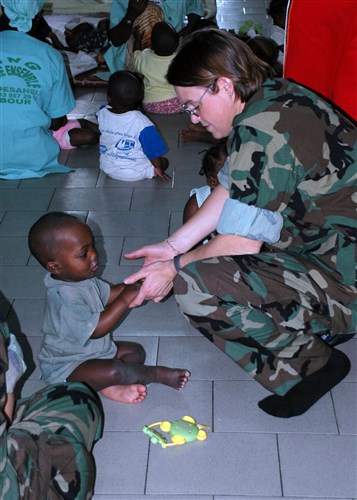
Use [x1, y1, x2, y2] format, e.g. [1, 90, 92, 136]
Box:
[143, 416, 209, 448]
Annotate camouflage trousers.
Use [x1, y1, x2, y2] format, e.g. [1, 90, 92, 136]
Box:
[174, 252, 356, 396]
[5, 382, 103, 500]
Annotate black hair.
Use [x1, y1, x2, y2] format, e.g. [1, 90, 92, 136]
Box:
[107, 70, 144, 110]
[151, 22, 179, 56]
[199, 141, 228, 177]
[28, 212, 83, 267]
[247, 36, 279, 68]
[267, 0, 288, 26]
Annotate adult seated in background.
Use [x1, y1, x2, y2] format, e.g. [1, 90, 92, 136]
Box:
[0, 318, 103, 498]
[124, 28, 356, 419]
[0, 0, 76, 179]
[266, 0, 288, 77]
[104, 0, 204, 73]
[284, 0, 357, 123]
[0, 5, 67, 49]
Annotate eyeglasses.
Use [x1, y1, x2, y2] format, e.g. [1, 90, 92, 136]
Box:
[181, 86, 211, 116]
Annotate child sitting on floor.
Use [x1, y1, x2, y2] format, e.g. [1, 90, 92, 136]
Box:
[132, 21, 182, 114]
[183, 141, 228, 224]
[97, 70, 170, 181]
[28, 212, 190, 403]
[51, 116, 100, 150]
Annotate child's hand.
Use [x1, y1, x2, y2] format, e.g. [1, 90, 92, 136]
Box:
[133, 26, 143, 39]
[154, 167, 171, 182]
[120, 281, 142, 305]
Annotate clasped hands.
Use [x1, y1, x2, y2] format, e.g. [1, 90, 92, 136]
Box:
[123, 241, 177, 307]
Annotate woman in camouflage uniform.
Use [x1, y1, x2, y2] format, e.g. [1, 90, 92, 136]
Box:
[124, 29, 356, 418]
[0, 320, 103, 498]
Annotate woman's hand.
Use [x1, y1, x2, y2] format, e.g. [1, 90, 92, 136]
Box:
[124, 259, 176, 307]
[124, 241, 174, 266]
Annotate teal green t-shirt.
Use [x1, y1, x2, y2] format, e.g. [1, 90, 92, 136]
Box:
[0, 31, 76, 179]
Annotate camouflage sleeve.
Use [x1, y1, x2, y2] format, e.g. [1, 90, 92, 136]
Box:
[228, 124, 302, 212]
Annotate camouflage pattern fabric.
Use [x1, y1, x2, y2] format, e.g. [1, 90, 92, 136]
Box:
[174, 78, 356, 397]
[0, 326, 103, 500]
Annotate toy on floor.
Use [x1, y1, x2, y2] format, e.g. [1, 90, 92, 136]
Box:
[143, 416, 209, 448]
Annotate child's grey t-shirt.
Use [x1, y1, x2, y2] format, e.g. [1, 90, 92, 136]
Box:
[38, 274, 117, 384]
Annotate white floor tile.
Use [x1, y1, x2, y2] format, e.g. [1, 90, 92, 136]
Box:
[279, 434, 357, 498]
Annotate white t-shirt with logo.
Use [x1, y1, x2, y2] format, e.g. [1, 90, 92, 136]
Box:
[97, 107, 167, 181]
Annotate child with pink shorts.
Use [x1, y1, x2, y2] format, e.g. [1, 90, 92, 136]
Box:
[51, 116, 100, 150]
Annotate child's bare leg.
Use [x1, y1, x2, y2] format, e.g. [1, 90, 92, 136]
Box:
[67, 359, 147, 403]
[114, 340, 146, 364]
[69, 128, 99, 147]
[143, 366, 191, 390]
[67, 358, 191, 393]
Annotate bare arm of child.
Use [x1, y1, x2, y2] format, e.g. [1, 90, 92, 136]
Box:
[133, 26, 143, 51]
[183, 194, 199, 224]
[151, 157, 171, 182]
[90, 282, 141, 338]
[51, 116, 67, 131]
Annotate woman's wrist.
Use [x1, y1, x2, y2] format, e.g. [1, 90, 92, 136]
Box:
[165, 238, 180, 257]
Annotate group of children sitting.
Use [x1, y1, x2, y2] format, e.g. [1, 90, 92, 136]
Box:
[53, 16, 282, 183]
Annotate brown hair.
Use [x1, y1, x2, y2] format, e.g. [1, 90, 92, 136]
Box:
[166, 28, 271, 102]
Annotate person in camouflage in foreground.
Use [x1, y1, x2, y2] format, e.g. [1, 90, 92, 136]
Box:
[0, 320, 104, 499]
[124, 29, 356, 418]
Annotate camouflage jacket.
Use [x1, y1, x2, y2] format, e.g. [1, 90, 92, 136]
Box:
[227, 78, 357, 289]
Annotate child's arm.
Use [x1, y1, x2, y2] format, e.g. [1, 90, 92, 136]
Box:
[133, 26, 143, 51]
[90, 283, 141, 338]
[51, 115, 67, 131]
[151, 158, 171, 182]
[78, 118, 99, 134]
[183, 194, 199, 224]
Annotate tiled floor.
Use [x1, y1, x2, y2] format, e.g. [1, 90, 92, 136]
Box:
[1, 2, 357, 499]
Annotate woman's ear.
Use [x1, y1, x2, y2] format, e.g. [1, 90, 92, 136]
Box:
[217, 76, 234, 96]
[46, 260, 62, 275]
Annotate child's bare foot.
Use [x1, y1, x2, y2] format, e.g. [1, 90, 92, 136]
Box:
[100, 383, 147, 403]
[154, 367, 191, 390]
